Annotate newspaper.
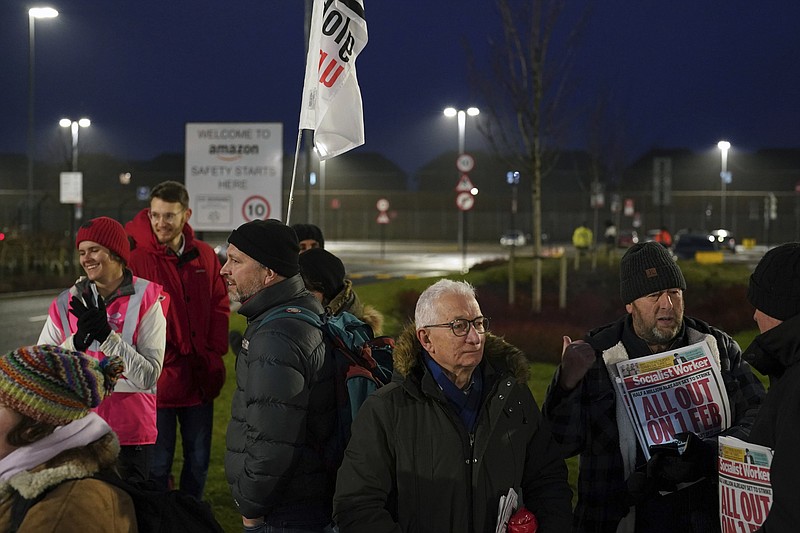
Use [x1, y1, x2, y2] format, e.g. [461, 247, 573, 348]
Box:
[495, 487, 518, 533]
[718, 436, 773, 532]
[614, 341, 731, 460]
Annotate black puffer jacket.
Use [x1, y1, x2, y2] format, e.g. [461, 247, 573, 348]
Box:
[333, 325, 572, 532]
[225, 274, 335, 523]
[744, 313, 800, 532]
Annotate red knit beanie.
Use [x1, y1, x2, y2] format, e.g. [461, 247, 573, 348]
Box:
[76, 216, 130, 265]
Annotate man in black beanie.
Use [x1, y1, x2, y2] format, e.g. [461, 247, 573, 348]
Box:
[543, 241, 765, 532]
[292, 223, 325, 253]
[743, 242, 800, 531]
[299, 248, 384, 335]
[220, 219, 336, 531]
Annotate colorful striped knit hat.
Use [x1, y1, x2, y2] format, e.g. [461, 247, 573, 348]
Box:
[0, 345, 124, 425]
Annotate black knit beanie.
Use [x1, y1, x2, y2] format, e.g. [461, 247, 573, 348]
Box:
[292, 223, 325, 248]
[748, 242, 800, 320]
[620, 241, 686, 303]
[299, 248, 346, 302]
[227, 219, 300, 277]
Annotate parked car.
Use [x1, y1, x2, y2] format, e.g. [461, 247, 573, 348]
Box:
[617, 229, 639, 248]
[500, 230, 528, 247]
[710, 228, 736, 253]
[672, 232, 719, 259]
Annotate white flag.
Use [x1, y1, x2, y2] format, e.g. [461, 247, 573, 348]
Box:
[298, 0, 368, 161]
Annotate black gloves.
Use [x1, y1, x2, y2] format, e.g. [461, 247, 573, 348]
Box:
[626, 432, 716, 504]
[69, 293, 112, 351]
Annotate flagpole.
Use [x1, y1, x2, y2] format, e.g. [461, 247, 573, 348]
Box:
[286, 129, 304, 224]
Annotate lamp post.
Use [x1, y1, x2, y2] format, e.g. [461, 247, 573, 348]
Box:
[717, 140, 731, 228]
[443, 106, 479, 263]
[443, 106, 479, 155]
[60, 118, 91, 171]
[26, 6, 59, 233]
[60, 118, 90, 253]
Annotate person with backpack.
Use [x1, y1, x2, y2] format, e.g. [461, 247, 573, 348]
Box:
[333, 279, 573, 532]
[220, 219, 336, 533]
[299, 247, 385, 335]
[0, 344, 136, 532]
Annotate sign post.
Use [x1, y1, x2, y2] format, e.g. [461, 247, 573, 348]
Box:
[454, 164, 476, 273]
[376, 198, 390, 259]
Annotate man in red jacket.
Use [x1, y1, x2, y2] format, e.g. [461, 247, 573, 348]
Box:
[125, 180, 230, 499]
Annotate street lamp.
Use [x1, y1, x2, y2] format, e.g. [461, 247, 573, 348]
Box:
[60, 118, 91, 171]
[443, 106, 480, 271]
[443, 106, 480, 154]
[717, 140, 731, 228]
[27, 6, 59, 232]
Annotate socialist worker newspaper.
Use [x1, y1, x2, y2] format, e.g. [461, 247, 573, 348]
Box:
[614, 341, 731, 460]
[718, 436, 773, 532]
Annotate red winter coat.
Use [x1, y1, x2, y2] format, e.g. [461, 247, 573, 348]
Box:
[126, 208, 230, 407]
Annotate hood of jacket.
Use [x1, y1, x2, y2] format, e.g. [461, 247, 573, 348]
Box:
[744, 313, 800, 379]
[392, 323, 530, 383]
[327, 280, 385, 336]
[126, 207, 198, 256]
[0, 432, 120, 500]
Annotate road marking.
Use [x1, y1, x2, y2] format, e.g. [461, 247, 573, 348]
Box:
[29, 315, 48, 322]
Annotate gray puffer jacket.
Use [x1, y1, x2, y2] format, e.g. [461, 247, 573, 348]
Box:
[225, 274, 336, 523]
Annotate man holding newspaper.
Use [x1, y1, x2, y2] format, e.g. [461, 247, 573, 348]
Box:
[543, 241, 765, 532]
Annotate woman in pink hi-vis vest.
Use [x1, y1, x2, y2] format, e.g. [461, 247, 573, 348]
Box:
[38, 216, 168, 482]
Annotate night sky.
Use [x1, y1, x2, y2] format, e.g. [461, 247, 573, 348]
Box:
[2, 1, 799, 176]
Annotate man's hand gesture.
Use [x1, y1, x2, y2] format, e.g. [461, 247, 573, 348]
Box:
[558, 336, 596, 391]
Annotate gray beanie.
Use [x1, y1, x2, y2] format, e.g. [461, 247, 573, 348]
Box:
[620, 242, 686, 303]
[748, 242, 800, 320]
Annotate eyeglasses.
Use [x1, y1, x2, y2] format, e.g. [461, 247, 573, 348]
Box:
[423, 316, 490, 337]
[148, 210, 185, 223]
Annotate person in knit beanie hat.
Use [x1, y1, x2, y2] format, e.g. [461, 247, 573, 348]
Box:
[0, 345, 123, 428]
[39, 215, 168, 482]
[619, 241, 686, 304]
[0, 345, 137, 532]
[292, 223, 325, 253]
[298, 248, 385, 334]
[76, 216, 130, 265]
[227, 219, 300, 279]
[542, 242, 765, 531]
[299, 247, 346, 304]
[221, 219, 336, 529]
[747, 242, 800, 323]
[742, 244, 800, 531]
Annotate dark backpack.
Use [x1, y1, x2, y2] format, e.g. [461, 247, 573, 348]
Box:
[10, 472, 224, 533]
[258, 306, 394, 449]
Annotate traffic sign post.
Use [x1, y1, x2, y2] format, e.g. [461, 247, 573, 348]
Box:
[376, 198, 390, 259]
[456, 153, 475, 173]
[456, 191, 475, 211]
[241, 195, 271, 222]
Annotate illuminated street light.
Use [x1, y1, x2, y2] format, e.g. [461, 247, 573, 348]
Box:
[718, 140, 731, 228]
[60, 118, 91, 171]
[26, 6, 59, 232]
[443, 106, 480, 272]
[443, 106, 480, 154]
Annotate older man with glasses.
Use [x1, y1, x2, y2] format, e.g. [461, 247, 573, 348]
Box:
[333, 278, 572, 533]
